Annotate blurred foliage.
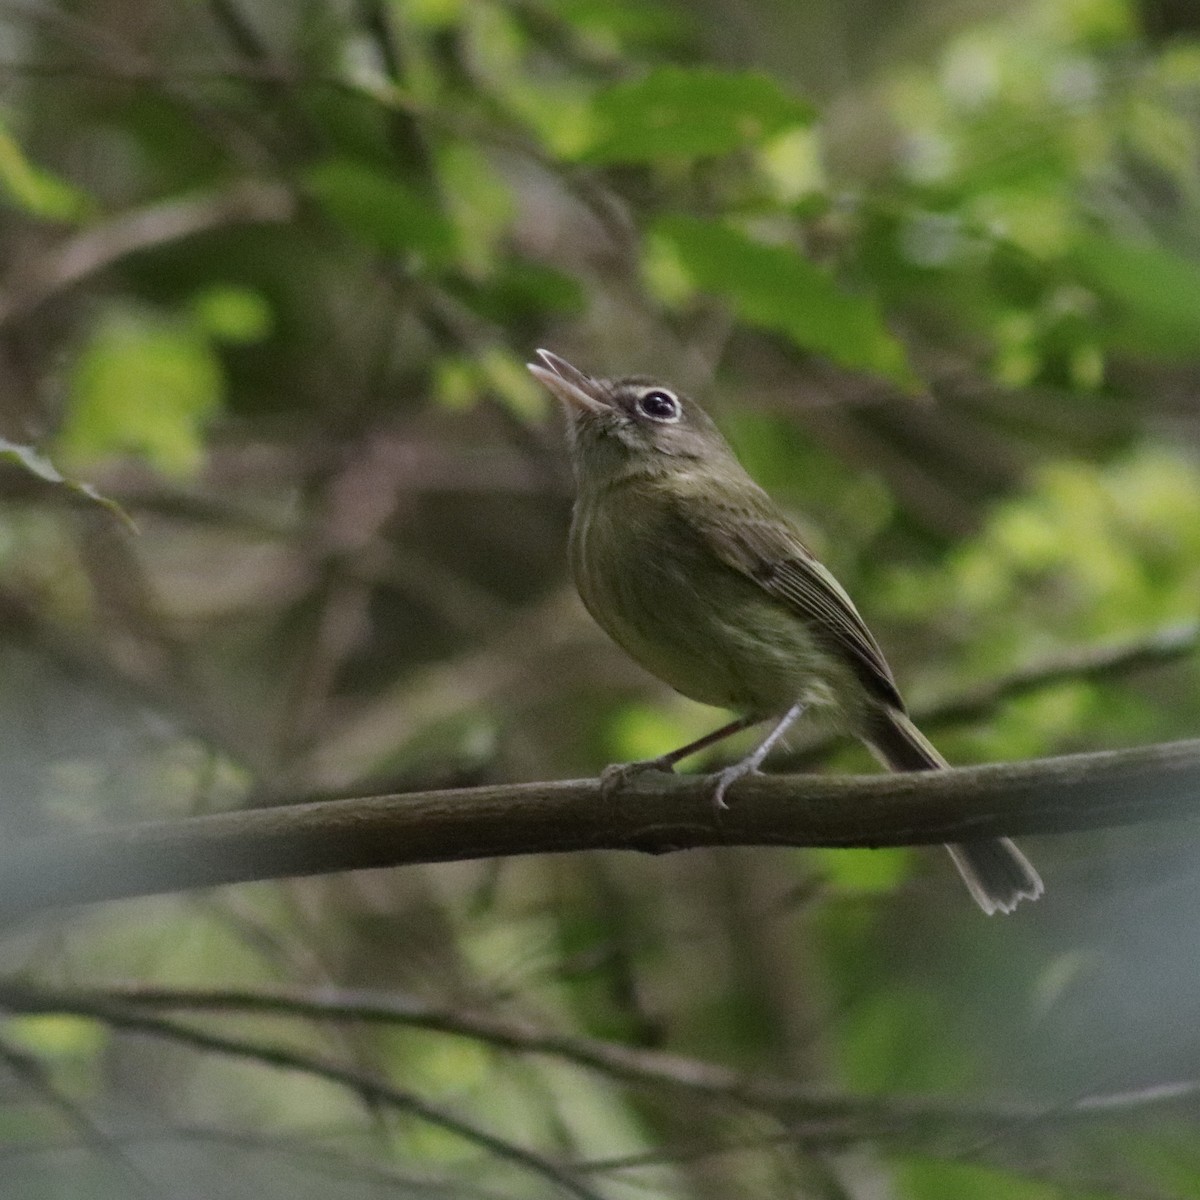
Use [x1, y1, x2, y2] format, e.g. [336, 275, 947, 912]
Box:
[647, 214, 920, 384]
[572, 66, 815, 163]
[63, 303, 228, 475]
[0, 0, 1198, 1197]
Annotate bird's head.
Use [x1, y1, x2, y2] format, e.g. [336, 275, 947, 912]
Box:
[527, 349, 732, 487]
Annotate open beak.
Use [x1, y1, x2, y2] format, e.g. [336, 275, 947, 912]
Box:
[526, 349, 610, 415]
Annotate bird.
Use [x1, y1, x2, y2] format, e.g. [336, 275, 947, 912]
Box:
[527, 348, 1043, 915]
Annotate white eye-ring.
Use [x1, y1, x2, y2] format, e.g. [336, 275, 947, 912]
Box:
[636, 388, 681, 422]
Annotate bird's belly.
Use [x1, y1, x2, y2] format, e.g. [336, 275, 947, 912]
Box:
[570, 504, 844, 717]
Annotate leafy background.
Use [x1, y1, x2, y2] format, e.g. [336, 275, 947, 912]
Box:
[0, 0, 1199, 1196]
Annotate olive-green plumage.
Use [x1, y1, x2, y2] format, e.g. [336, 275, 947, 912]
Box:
[527, 350, 1043, 915]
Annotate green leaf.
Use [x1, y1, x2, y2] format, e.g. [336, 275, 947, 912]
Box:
[6, 1015, 106, 1060]
[61, 308, 223, 478]
[606, 701, 714, 763]
[812, 847, 915, 895]
[190, 285, 274, 345]
[0, 118, 91, 221]
[406, 0, 463, 28]
[896, 1158, 1063, 1200]
[305, 158, 456, 262]
[554, 0, 689, 47]
[479, 346, 548, 419]
[436, 141, 514, 275]
[0, 438, 135, 530]
[1071, 233, 1200, 356]
[575, 66, 814, 164]
[649, 216, 918, 386]
[448, 259, 584, 323]
[433, 348, 548, 419]
[836, 984, 966, 1091]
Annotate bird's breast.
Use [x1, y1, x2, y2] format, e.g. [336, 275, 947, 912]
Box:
[569, 487, 843, 716]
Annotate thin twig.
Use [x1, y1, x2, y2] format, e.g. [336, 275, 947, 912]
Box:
[0, 1031, 166, 1199]
[52, 983, 1200, 1129]
[0, 587, 260, 771]
[0, 181, 295, 328]
[2, 983, 1200, 1152]
[0, 987, 604, 1200]
[916, 622, 1200, 726]
[773, 622, 1199, 770]
[0, 54, 635, 249]
[0, 1122, 514, 1198]
[16, 980, 764, 1097]
[0, 57, 351, 88]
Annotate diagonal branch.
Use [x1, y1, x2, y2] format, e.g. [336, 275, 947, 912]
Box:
[2, 982, 1200, 1151]
[774, 622, 1200, 770]
[0, 1123, 514, 1199]
[0, 985, 604, 1200]
[0, 181, 294, 329]
[4, 980, 768, 1100]
[912, 621, 1199, 727]
[0, 1031, 166, 1198]
[0, 738, 1198, 917]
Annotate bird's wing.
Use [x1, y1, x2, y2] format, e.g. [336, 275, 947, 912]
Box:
[686, 495, 905, 710]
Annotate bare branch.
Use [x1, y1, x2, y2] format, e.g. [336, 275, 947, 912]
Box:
[916, 622, 1200, 726]
[0, 182, 295, 328]
[0, 738, 1197, 917]
[0, 985, 604, 1200]
[0, 1031, 166, 1198]
[774, 622, 1200, 769]
[9, 980, 770, 1099]
[0, 587, 260, 771]
[0, 1123, 514, 1199]
[3, 982, 1200, 1153]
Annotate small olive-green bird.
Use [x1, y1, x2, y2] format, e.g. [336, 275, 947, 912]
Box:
[528, 349, 1043, 915]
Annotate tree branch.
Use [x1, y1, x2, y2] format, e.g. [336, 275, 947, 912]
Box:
[774, 622, 1199, 770]
[0, 1124, 514, 1200]
[2, 981, 1199, 1151]
[3, 980, 775, 1101]
[0, 1030, 166, 1199]
[0, 985, 603, 1200]
[915, 621, 1199, 726]
[0, 181, 294, 329]
[1, 739, 1198, 917]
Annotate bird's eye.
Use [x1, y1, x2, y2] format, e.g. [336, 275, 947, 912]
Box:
[636, 389, 681, 422]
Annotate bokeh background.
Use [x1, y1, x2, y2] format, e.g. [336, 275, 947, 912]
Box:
[1, 0, 1200, 1196]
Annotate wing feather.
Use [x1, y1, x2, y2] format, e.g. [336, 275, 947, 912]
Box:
[684, 495, 905, 710]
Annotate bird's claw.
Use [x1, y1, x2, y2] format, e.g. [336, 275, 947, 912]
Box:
[599, 756, 675, 799]
[597, 756, 759, 813]
[711, 762, 758, 812]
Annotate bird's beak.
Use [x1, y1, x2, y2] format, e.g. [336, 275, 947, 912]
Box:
[526, 349, 610, 415]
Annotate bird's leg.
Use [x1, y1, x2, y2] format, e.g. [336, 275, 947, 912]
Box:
[711, 702, 806, 810]
[599, 715, 762, 797]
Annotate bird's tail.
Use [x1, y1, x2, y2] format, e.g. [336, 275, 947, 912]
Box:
[864, 706, 1043, 916]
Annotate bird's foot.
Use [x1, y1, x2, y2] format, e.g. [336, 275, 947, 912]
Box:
[711, 760, 759, 811]
[599, 756, 675, 799]
[709, 702, 807, 811]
